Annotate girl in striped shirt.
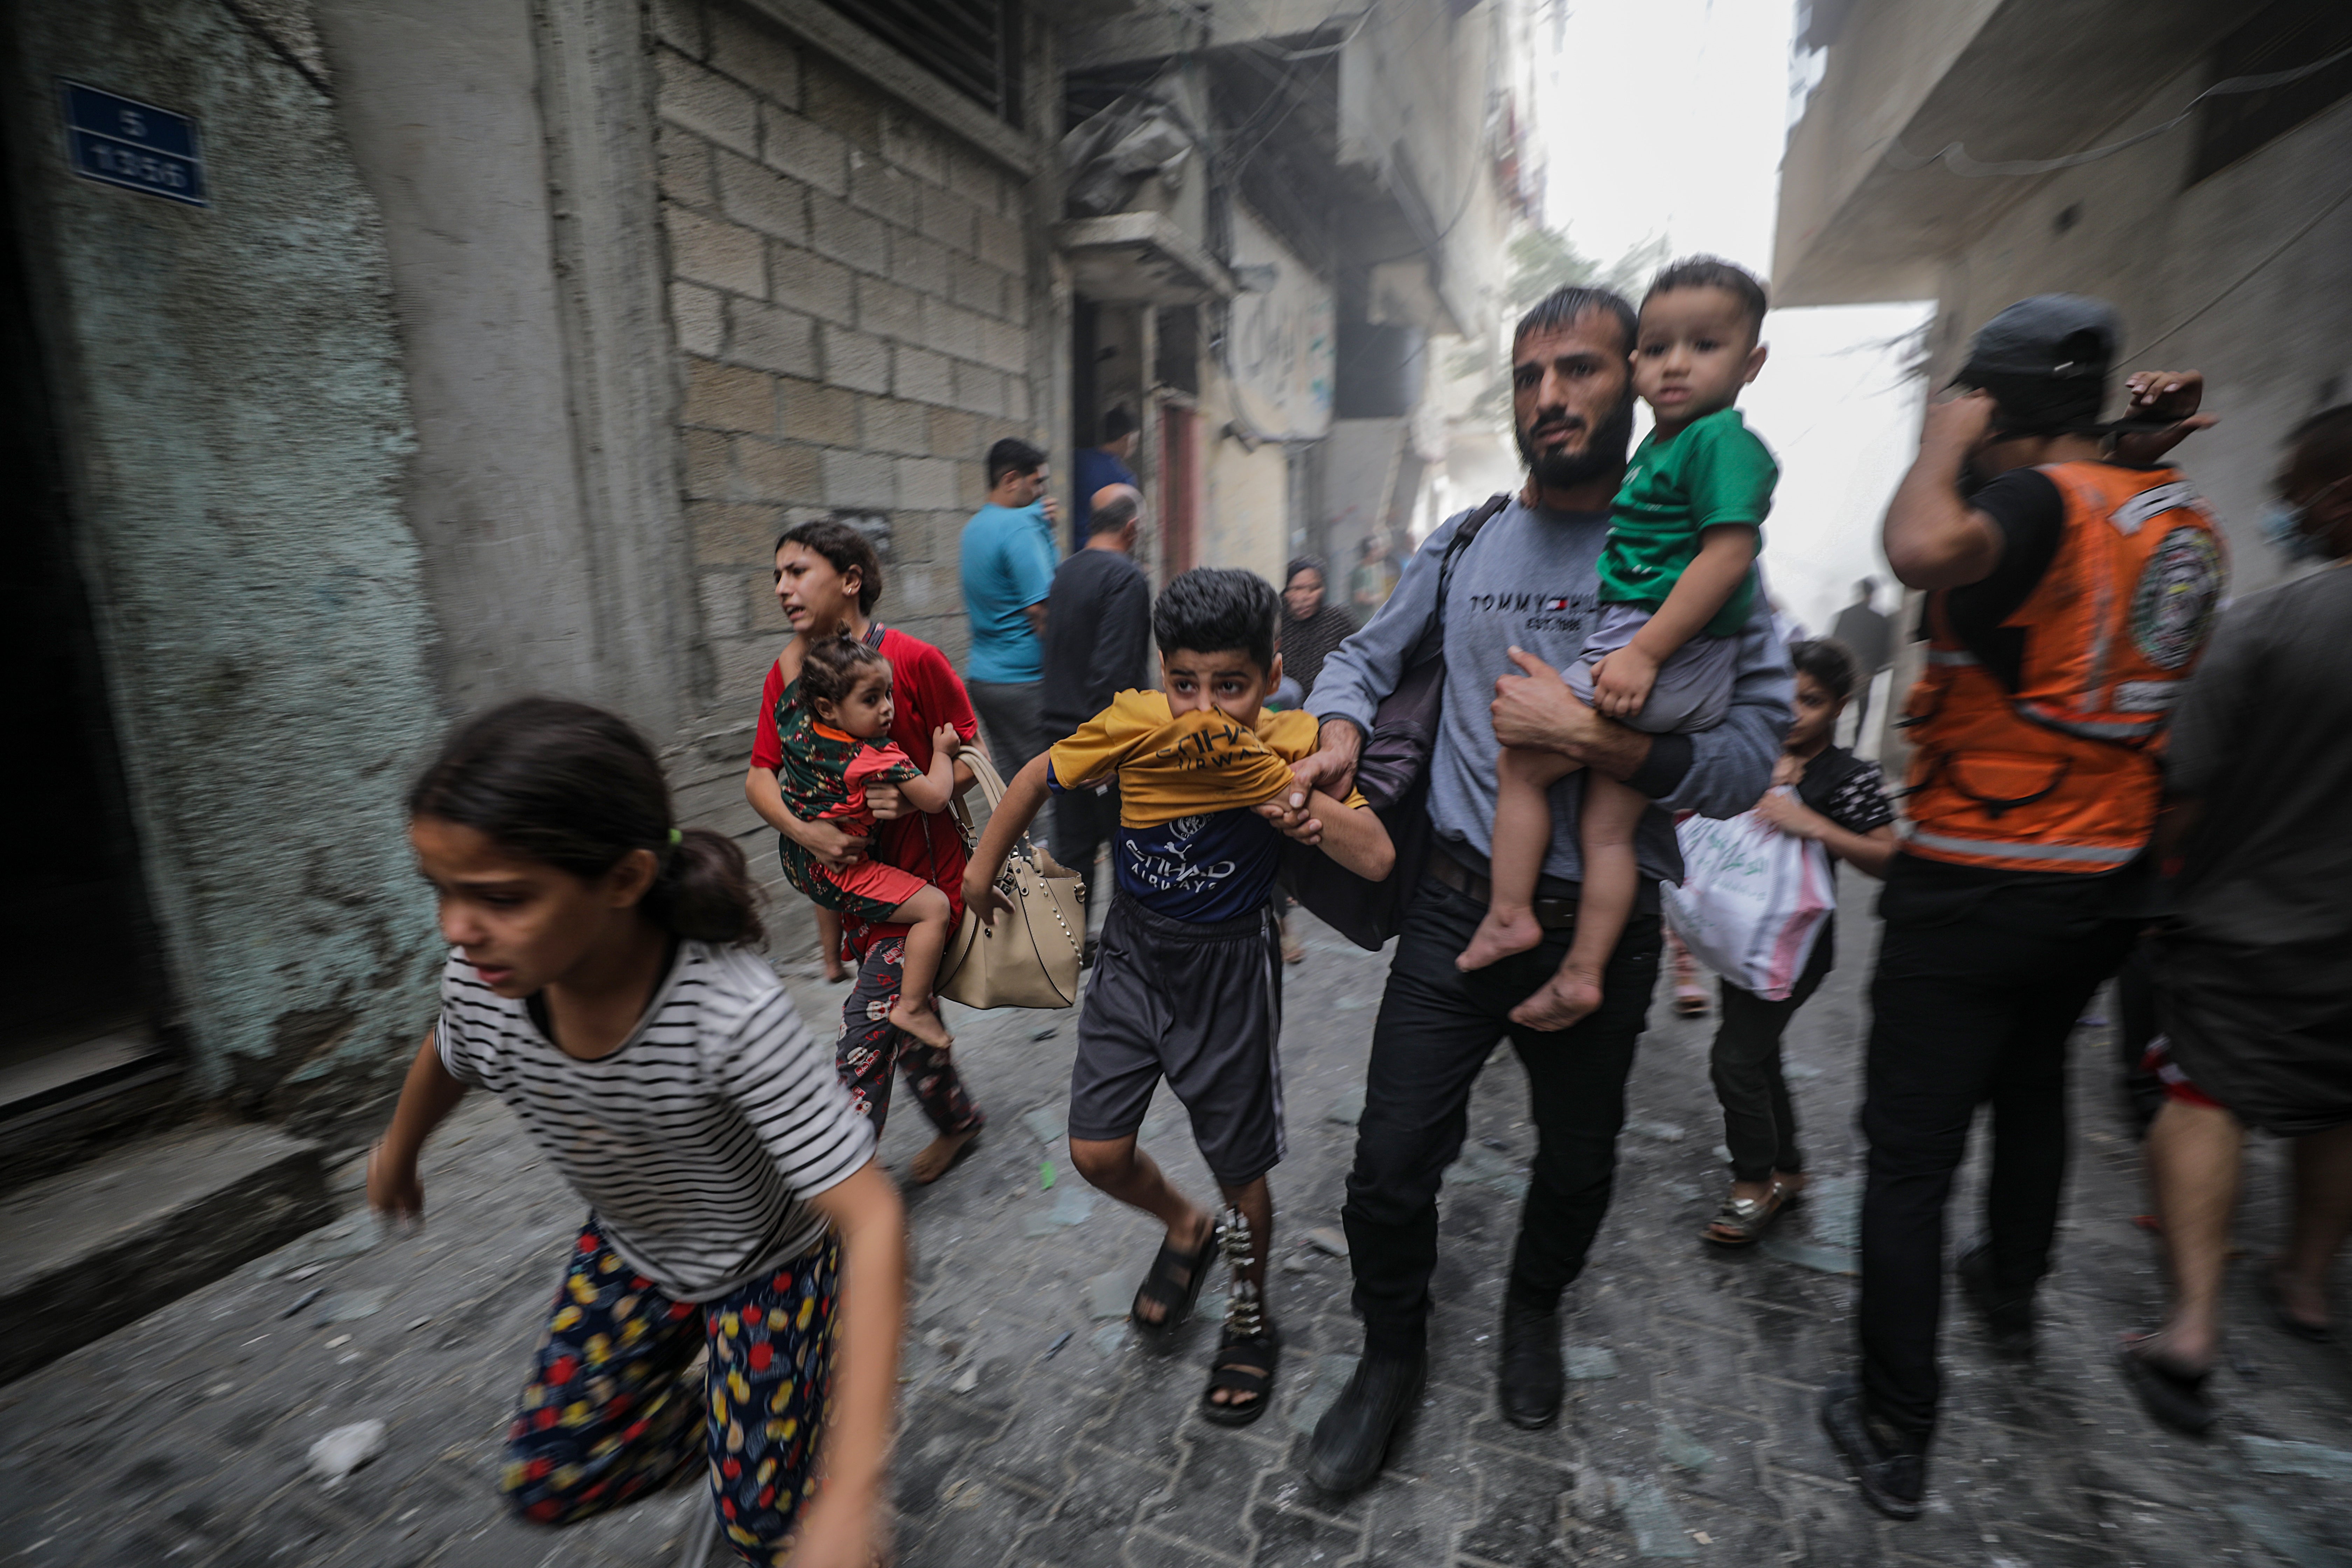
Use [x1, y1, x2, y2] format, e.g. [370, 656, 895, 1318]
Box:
[368, 697, 903, 1567]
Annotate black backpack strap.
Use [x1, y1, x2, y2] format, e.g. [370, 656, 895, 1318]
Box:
[1411, 491, 1511, 665]
[862, 620, 889, 650]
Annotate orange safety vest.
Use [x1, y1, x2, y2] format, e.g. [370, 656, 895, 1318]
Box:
[1902, 461, 2225, 874]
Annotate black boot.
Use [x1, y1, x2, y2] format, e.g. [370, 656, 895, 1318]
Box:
[1955, 1239, 2035, 1356]
[1818, 1376, 1925, 1521]
[1304, 1349, 1425, 1494]
[1498, 1295, 1564, 1429]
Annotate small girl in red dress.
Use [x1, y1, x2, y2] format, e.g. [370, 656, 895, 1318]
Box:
[779, 636, 965, 1048]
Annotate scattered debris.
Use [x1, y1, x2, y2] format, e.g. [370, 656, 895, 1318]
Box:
[1627, 1119, 1688, 1144]
[281, 1287, 326, 1320]
[1088, 1323, 1126, 1358]
[1565, 1344, 1620, 1381]
[307, 1420, 387, 1485]
[2222, 1499, 2337, 1567]
[1281, 1254, 1312, 1274]
[1480, 1137, 1511, 1152]
[1757, 1234, 1857, 1275]
[1306, 1227, 1349, 1258]
[2237, 1435, 2352, 1486]
[1802, 1175, 1862, 1250]
[939, 1477, 986, 1509]
[1050, 1186, 1093, 1225]
[1288, 1354, 1357, 1435]
[949, 1365, 980, 1394]
[1020, 1108, 1065, 1146]
[1784, 1062, 1825, 1082]
[315, 1287, 394, 1325]
[258, 1214, 384, 1280]
[1657, 1421, 1715, 1473]
[324, 1335, 351, 1349]
[1444, 1143, 1529, 1199]
[1030, 1027, 1058, 1042]
[1040, 1161, 1056, 1190]
[1043, 1331, 1073, 1360]
[1607, 1477, 1697, 1559]
[1325, 1086, 1366, 1126]
[1085, 1269, 1131, 1321]
[404, 1316, 431, 1332]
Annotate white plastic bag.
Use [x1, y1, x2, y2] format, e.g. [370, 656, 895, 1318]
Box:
[1661, 792, 1835, 1000]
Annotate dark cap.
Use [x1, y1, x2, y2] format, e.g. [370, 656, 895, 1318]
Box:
[1952, 294, 2120, 433]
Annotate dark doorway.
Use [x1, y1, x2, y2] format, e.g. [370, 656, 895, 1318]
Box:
[0, 125, 167, 1084]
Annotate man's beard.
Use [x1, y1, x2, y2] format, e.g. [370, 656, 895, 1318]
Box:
[1516, 391, 1637, 491]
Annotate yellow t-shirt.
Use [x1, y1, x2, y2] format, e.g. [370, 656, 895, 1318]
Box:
[1047, 689, 1364, 827]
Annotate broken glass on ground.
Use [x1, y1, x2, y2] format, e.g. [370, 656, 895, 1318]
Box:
[1607, 1476, 1697, 1559]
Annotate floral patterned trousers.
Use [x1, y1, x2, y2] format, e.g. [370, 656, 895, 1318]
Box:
[836, 931, 985, 1139]
[500, 1219, 839, 1565]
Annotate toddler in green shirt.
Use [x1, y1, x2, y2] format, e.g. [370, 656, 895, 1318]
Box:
[1460, 257, 1778, 1030]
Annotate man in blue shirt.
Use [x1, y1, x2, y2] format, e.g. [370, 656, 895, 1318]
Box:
[1070, 407, 1138, 552]
[960, 438, 1060, 782]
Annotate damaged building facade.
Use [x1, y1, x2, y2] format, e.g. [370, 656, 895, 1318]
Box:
[0, 0, 1529, 1371]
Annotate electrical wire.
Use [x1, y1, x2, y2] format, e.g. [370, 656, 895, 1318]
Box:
[1885, 42, 2352, 178]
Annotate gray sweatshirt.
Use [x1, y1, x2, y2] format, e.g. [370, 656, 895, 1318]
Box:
[1308, 496, 1793, 889]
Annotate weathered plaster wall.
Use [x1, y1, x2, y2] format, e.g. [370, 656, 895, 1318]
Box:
[1920, 89, 2352, 599]
[310, 0, 601, 715]
[5, 0, 444, 1132]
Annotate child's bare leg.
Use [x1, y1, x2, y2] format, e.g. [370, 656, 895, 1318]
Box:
[885, 886, 956, 1049]
[1511, 774, 1644, 1031]
[814, 905, 846, 981]
[1069, 1135, 1216, 1326]
[1459, 744, 1582, 972]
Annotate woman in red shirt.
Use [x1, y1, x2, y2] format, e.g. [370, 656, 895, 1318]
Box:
[746, 519, 987, 1183]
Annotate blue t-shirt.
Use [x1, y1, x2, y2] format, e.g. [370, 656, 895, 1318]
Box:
[959, 502, 1057, 683]
[1070, 447, 1139, 551]
[1050, 765, 1281, 924]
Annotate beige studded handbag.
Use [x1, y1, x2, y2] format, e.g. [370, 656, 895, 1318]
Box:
[937, 750, 1084, 1010]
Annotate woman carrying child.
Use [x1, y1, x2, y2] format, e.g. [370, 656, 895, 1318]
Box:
[369, 697, 903, 1567]
[746, 519, 988, 1183]
[1694, 639, 1896, 1245]
[771, 634, 966, 1052]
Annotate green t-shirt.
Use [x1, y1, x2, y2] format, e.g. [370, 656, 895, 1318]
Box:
[1597, 406, 1776, 638]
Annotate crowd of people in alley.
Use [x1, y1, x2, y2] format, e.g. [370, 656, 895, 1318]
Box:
[361, 258, 2352, 1562]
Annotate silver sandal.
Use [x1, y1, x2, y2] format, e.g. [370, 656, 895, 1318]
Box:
[1702, 1185, 1787, 1247]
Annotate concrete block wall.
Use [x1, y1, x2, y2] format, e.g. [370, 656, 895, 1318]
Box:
[655, 0, 1040, 719]
[652, 0, 1048, 961]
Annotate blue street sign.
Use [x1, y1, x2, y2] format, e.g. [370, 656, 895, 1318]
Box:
[59, 81, 205, 206]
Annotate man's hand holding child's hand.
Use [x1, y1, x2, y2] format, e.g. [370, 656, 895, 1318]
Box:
[1588, 645, 1659, 719]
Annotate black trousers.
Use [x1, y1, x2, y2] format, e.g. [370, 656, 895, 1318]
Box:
[1710, 925, 1834, 1184]
[1858, 876, 2137, 1440]
[1047, 778, 1119, 921]
[1342, 874, 1662, 1358]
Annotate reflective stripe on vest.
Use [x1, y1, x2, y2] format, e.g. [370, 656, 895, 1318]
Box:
[1925, 648, 1979, 666]
[1905, 830, 2140, 867]
[2015, 702, 2164, 741]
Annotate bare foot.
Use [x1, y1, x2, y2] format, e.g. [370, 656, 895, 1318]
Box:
[1457, 908, 1545, 972]
[910, 1126, 980, 1184]
[1508, 968, 1602, 1031]
[889, 997, 955, 1050]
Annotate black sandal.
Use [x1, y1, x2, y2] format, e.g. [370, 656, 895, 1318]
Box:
[1131, 1218, 1219, 1350]
[1199, 1326, 1281, 1427]
[2117, 1332, 2215, 1436]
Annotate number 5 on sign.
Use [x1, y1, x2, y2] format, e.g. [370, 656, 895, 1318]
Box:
[58, 80, 207, 208]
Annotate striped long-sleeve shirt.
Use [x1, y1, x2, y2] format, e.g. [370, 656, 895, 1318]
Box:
[436, 942, 873, 1301]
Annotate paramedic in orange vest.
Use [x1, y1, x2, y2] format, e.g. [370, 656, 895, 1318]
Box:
[1820, 296, 2226, 1520]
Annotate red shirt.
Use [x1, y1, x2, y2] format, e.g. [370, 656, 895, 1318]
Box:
[754, 626, 980, 950]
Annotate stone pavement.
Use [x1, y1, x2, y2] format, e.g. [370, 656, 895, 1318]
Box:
[5, 883, 2350, 1567]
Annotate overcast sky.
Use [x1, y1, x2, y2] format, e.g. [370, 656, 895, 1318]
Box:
[1535, 0, 1933, 635]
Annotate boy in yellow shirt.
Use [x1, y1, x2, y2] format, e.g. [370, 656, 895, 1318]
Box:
[965, 568, 1393, 1428]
